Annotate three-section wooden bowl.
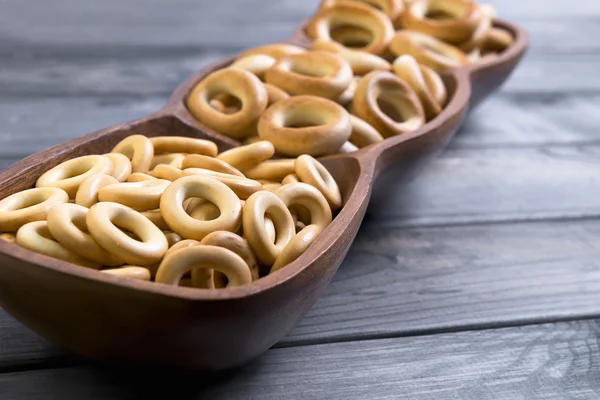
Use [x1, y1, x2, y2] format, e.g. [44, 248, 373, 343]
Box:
[0, 19, 528, 370]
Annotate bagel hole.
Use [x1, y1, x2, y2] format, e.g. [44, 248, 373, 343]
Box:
[283, 112, 328, 129]
[425, 9, 459, 20]
[290, 63, 329, 78]
[292, 205, 312, 226]
[377, 96, 405, 123]
[186, 198, 221, 221]
[330, 25, 373, 48]
[208, 93, 242, 115]
[264, 213, 277, 244]
[122, 229, 142, 242]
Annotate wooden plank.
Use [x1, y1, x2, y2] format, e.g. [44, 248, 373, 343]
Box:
[2, 321, 600, 399]
[0, 0, 598, 49]
[0, 97, 163, 159]
[0, 310, 74, 373]
[284, 218, 600, 344]
[367, 145, 600, 226]
[2, 24, 599, 97]
[454, 93, 600, 148]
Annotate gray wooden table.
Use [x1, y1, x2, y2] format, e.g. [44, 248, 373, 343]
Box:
[2, 0, 600, 398]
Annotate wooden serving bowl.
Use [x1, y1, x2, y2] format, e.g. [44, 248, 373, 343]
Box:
[0, 19, 528, 370]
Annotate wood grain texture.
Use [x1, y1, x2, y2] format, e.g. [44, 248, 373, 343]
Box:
[283, 219, 600, 344]
[367, 145, 600, 226]
[2, 321, 600, 399]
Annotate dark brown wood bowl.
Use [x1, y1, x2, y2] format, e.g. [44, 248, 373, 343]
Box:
[0, 18, 528, 371]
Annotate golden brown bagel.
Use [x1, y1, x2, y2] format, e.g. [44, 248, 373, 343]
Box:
[311, 39, 391, 76]
[258, 95, 352, 157]
[265, 50, 353, 100]
[389, 30, 467, 73]
[393, 55, 443, 120]
[352, 71, 425, 138]
[187, 67, 268, 139]
[230, 54, 276, 81]
[319, 0, 404, 23]
[403, 0, 483, 44]
[307, 1, 394, 55]
[240, 44, 306, 60]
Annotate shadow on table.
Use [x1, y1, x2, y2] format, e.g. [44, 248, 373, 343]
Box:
[27, 359, 261, 398]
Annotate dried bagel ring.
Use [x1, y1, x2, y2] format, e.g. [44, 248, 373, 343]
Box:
[482, 28, 513, 53]
[166, 239, 200, 255]
[352, 71, 425, 138]
[16, 221, 100, 268]
[151, 164, 183, 181]
[230, 54, 276, 81]
[111, 134, 154, 174]
[389, 31, 467, 73]
[281, 174, 300, 185]
[335, 77, 358, 107]
[164, 232, 182, 247]
[182, 169, 263, 200]
[275, 183, 333, 231]
[307, 1, 394, 55]
[156, 245, 252, 288]
[187, 68, 268, 139]
[182, 154, 244, 177]
[339, 142, 359, 153]
[87, 202, 168, 265]
[243, 191, 295, 265]
[141, 210, 170, 231]
[258, 95, 352, 157]
[200, 231, 259, 286]
[264, 83, 290, 106]
[245, 159, 296, 181]
[403, 0, 482, 44]
[348, 115, 384, 148]
[149, 153, 186, 170]
[150, 136, 217, 157]
[47, 203, 122, 266]
[458, 6, 493, 53]
[75, 173, 119, 208]
[320, 0, 403, 25]
[98, 179, 171, 211]
[127, 172, 157, 182]
[295, 155, 343, 211]
[0, 233, 16, 243]
[0, 187, 68, 232]
[421, 64, 447, 106]
[270, 224, 322, 273]
[216, 141, 275, 172]
[240, 44, 306, 60]
[101, 266, 151, 281]
[103, 153, 132, 182]
[36, 155, 113, 198]
[311, 39, 391, 76]
[265, 51, 353, 99]
[160, 175, 242, 241]
[393, 55, 442, 120]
